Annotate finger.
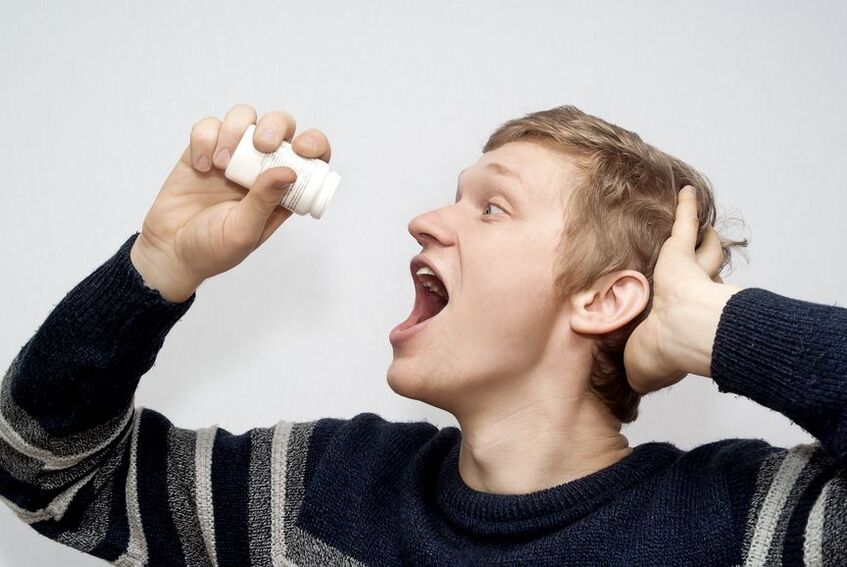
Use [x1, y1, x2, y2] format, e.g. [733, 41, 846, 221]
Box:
[670, 185, 699, 253]
[213, 103, 258, 169]
[257, 205, 294, 247]
[695, 225, 724, 278]
[291, 128, 332, 162]
[229, 166, 297, 246]
[190, 116, 222, 172]
[253, 111, 297, 154]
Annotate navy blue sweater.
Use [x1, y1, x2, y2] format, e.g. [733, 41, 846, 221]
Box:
[1, 231, 846, 566]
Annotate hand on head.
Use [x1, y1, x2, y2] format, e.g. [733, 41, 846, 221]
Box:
[624, 185, 737, 394]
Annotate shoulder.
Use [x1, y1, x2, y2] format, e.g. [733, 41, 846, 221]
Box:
[678, 438, 847, 564]
[674, 437, 835, 497]
[678, 437, 833, 479]
[678, 437, 785, 473]
[298, 412, 446, 485]
[306, 411, 442, 458]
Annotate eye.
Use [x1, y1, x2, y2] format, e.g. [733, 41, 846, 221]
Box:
[483, 202, 506, 216]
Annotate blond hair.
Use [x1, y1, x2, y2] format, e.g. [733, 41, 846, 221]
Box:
[483, 105, 748, 423]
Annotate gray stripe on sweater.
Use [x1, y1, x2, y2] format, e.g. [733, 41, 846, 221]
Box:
[283, 421, 366, 567]
[249, 427, 274, 567]
[741, 448, 786, 559]
[0, 430, 121, 494]
[0, 466, 97, 524]
[167, 427, 213, 567]
[195, 425, 219, 567]
[55, 428, 133, 553]
[116, 407, 148, 566]
[743, 443, 815, 567]
[0, 432, 44, 484]
[820, 475, 847, 566]
[0, 352, 133, 461]
[762, 444, 829, 566]
[0, 399, 136, 494]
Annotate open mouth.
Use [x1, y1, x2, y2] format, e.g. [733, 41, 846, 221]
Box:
[415, 270, 449, 322]
[394, 264, 450, 333]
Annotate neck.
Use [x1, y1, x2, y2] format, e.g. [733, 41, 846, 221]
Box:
[454, 383, 631, 495]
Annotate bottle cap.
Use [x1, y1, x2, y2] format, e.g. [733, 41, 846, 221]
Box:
[313, 170, 341, 218]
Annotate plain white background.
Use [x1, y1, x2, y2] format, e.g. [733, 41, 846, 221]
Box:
[1, 1, 845, 565]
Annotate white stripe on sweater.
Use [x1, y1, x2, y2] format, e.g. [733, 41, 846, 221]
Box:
[271, 420, 294, 567]
[803, 477, 831, 566]
[195, 425, 219, 567]
[116, 408, 147, 567]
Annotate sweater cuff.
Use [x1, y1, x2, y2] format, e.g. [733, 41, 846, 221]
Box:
[710, 287, 847, 451]
[10, 232, 196, 435]
[58, 231, 196, 345]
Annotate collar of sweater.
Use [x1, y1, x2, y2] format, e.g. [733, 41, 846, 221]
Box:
[434, 434, 682, 538]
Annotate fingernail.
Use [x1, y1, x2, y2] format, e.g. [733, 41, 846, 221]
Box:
[259, 128, 276, 143]
[195, 155, 210, 171]
[214, 148, 231, 168]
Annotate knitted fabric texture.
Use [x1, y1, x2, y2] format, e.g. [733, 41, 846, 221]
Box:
[1, 232, 845, 566]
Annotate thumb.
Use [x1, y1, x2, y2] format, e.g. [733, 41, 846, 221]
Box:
[623, 327, 648, 393]
[232, 166, 297, 236]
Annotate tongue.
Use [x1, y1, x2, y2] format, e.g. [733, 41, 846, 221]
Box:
[421, 295, 447, 322]
[396, 280, 449, 333]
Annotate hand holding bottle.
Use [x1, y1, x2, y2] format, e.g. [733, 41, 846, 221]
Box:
[130, 104, 333, 303]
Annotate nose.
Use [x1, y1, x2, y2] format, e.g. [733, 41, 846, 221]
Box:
[407, 207, 451, 249]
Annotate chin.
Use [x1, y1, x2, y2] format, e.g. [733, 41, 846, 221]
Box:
[386, 363, 418, 399]
[386, 363, 434, 402]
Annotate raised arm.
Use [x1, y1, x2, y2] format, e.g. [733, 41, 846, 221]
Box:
[625, 185, 847, 564]
[0, 232, 440, 566]
[0, 233, 293, 564]
[625, 185, 847, 463]
[710, 287, 847, 461]
[0, 105, 337, 563]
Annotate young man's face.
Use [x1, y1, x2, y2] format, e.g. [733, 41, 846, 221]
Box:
[387, 141, 582, 414]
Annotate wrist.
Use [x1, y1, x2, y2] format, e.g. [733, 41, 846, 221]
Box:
[130, 237, 201, 303]
[666, 283, 745, 378]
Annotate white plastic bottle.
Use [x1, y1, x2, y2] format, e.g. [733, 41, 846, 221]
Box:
[224, 124, 341, 219]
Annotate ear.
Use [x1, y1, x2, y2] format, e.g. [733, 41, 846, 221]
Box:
[568, 270, 650, 335]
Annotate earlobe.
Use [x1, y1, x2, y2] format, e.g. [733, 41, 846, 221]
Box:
[568, 271, 650, 336]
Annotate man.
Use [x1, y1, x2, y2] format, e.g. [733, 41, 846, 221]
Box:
[1, 103, 844, 565]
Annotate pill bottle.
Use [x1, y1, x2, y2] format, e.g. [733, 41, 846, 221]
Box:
[225, 124, 341, 219]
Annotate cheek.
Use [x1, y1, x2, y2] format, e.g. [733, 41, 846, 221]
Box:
[462, 266, 555, 328]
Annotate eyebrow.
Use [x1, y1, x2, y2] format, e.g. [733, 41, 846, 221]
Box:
[455, 162, 529, 203]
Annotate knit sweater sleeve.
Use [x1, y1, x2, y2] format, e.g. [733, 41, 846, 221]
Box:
[0, 232, 359, 566]
[711, 287, 847, 464]
[709, 287, 847, 565]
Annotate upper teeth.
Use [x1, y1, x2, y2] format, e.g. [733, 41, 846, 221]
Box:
[416, 266, 448, 300]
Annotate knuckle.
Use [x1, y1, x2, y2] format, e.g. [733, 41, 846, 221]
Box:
[302, 127, 327, 143]
[229, 102, 257, 117]
[193, 132, 218, 147]
[191, 116, 220, 134]
[220, 104, 258, 140]
[257, 166, 295, 189]
[191, 118, 221, 145]
[266, 111, 296, 135]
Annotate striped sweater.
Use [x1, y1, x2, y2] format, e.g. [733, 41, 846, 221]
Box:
[1, 231, 846, 566]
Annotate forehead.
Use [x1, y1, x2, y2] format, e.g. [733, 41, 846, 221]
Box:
[461, 141, 575, 204]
